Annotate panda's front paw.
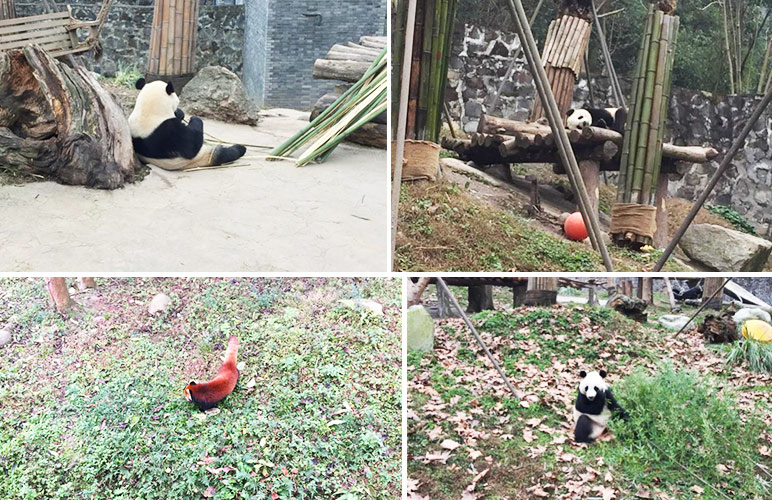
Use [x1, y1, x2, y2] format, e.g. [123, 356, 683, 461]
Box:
[188, 116, 204, 131]
[175, 108, 185, 120]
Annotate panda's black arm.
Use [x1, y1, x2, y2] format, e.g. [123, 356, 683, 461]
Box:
[175, 108, 185, 120]
[605, 389, 630, 421]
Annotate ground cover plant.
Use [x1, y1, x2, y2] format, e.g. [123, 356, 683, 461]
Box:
[0, 278, 401, 499]
[407, 302, 772, 499]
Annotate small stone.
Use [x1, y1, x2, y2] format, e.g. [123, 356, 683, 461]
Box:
[149, 293, 172, 315]
[338, 299, 384, 316]
[0, 328, 11, 346]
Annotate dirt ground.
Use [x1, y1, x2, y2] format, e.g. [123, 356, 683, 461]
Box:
[0, 109, 386, 272]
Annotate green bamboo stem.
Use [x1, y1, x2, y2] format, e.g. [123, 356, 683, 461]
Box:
[631, 9, 663, 204]
[624, 6, 655, 202]
[269, 50, 385, 157]
[416, 0, 438, 140]
[426, 0, 449, 142]
[650, 15, 679, 204]
[391, 0, 407, 134]
[640, 15, 670, 199]
[432, 0, 457, 141]
[618, 5, 653, 203]
[406, 0, 425, 139]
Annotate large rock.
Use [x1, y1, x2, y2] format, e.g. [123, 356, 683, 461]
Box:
[180, 66, 260, 125]
[678, 224, 772, 272]
[407, 305, 434, 352]
[733, 307, 772, 325]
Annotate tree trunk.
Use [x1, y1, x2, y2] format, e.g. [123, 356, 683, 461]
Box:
[640, 277, 653, 304]
[408, 277, 431, 307]
[0, 47, 139, 188]
[45, 278, 73, 313]
[513, 283, 527, 307]
[77, 277, 96, 291]
[525, 277, 558, 306]
[702, 278, 725, 310]
[0, 0, 14, 20]
[436, 283, 455, 318]
[663, 277, 676, 310]
[313, 59, 372, 83]
[467, 285, 494, 313]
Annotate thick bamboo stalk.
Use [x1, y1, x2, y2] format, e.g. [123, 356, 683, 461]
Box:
[618, 6, 653, 203]
[650, 15, 679, 204]
[631, 10, 663, 203]
[415, 0, 436, 138]
[641, 15, 670, 199]
[406, 0, 424, 139]
[391, 0, 407, 134]
[0, 0, 15, 20]
[723, 0, 735, 94]
[435, 0, 457, 140]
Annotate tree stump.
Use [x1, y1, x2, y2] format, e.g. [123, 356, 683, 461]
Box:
[698, 313, 738, 343]
[0, 47, 139, 189]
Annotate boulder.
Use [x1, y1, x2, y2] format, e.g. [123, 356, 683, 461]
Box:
[658, 314, 691, 331]
[149, 293, 172, 315]
[407, 305, 434, 352]
[678, 224, 772, 271]
[180, 66, 260, 125]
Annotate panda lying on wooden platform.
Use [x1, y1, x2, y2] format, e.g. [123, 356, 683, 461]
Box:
[566, 107, 627, 134]
[128, 78, 246, 170]
[573, 369, 630, 443]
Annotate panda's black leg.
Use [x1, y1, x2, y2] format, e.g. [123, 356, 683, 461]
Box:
[574, 415, 595, 443]
[211, 145, 247, 166]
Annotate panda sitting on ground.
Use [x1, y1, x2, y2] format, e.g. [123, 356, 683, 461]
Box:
[573, 369, 629, 443]
[566, 107, 627, 134]
[128, 78, 246, 171]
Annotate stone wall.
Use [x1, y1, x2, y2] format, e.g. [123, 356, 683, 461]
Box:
[14, 1, 244, 78]
[447, 24, 772, 238]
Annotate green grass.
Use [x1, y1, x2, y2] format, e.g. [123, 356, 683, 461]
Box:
[0, 278, 401, 500]
[592, 364, 769, 499]
[100, 65, 143, 88]
[728, 339, 772, 373]
[707, 204, 758, 236]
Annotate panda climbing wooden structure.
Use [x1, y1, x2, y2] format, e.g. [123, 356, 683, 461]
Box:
[573, 369, 629, 443]
[128, 78, 247, 170]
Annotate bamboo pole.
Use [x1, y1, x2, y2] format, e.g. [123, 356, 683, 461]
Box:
[590, 0, 625, 107]
[415, 0, 436, 139]
[631, 10, 663, 204]
[434, 0, 458, 140]
[502, 0, 614, 270]
[641, 15, 670, 199]
[391, 0, 407, 134]
[405, 0, 424, 139]
[654, 83, 772, 271]
[650, 15, 679, 204]
[723, 0, 735, 94]
[758, 35, 772, 94]
[391, 0, 418, 268]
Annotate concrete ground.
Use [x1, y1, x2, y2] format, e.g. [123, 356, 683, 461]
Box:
[0, 109, 387, 272]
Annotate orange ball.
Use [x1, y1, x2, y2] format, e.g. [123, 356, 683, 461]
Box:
[564, 211, 588, 241]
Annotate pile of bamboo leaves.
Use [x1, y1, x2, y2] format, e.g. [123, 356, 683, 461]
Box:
[270, 48, 386, 166]
[392, 0, 459, 142]
[613, 5, 679, 244]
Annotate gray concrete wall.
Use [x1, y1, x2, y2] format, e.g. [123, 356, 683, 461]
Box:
[262, 0, 386, 109]
[243, 0, 268, 105]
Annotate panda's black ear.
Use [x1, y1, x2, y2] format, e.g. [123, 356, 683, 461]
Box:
[599, 370, 607, 378]
[188, 380, 196, 386]
[135, 78, 146, 90]
[166, 81, 175, 95]
[566, 109, 575, 117]
[579, 370, 587, 378]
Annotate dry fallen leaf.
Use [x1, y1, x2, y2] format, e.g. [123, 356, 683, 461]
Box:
[440, 439, 461, 450]
[690, 485, 704, 494]
[202, 486, 216, 498]
[523, 428, 536, 443]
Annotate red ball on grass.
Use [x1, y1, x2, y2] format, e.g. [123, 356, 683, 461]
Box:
[564, 212, 588, 241]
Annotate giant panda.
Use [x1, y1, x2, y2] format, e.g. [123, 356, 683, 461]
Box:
[573, 369, 629, 443]
[566, 107, 627, 134]
[128, 78, 246, 170]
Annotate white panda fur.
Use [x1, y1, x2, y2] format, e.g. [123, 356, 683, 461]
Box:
[573, 369, 629, 443]
[128, 78, 245, 170]
[566, 107, 627, 134]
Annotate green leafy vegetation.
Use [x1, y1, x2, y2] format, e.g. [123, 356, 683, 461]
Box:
[601, 365, 769, 498]
[707, 204, 758, 235]
[728, 338, 772, 373]
[0, 278, 401, 500]
[103, 65, 143, 88]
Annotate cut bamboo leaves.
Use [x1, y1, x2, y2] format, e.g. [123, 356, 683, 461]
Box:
[270, 48, 386, 166]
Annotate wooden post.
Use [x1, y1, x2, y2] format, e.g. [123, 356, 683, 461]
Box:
[578, 159, 600, 214]
[436, 282, 454, 317]
[77, 278, 96, 291]
[653, 173, 669, 248]
[663, 277, 676, 310]
[146, 0, 199, 89]
[513, 283, 527, 307]
[588, 285, 598, 306]
[45, 278, 73, 314]
[525, 277, 558, 306]
[702, 278, 725, 310]
[467, 286, 494, 313]
[641, 277, 653, 304]
[0, 0, 14, 20]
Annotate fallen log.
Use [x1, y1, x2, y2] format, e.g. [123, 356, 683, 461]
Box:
[0, 46, 139, 188]
[311, 94, 386, 148]
[312, 59, 372, 83]
[478, 114, 554, 136]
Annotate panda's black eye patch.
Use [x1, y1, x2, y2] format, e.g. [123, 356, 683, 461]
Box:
[594, 386, 598, 392]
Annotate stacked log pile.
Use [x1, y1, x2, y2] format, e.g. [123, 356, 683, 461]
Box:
[441, 114, 717, 169]
[311, 36, 387, 148]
